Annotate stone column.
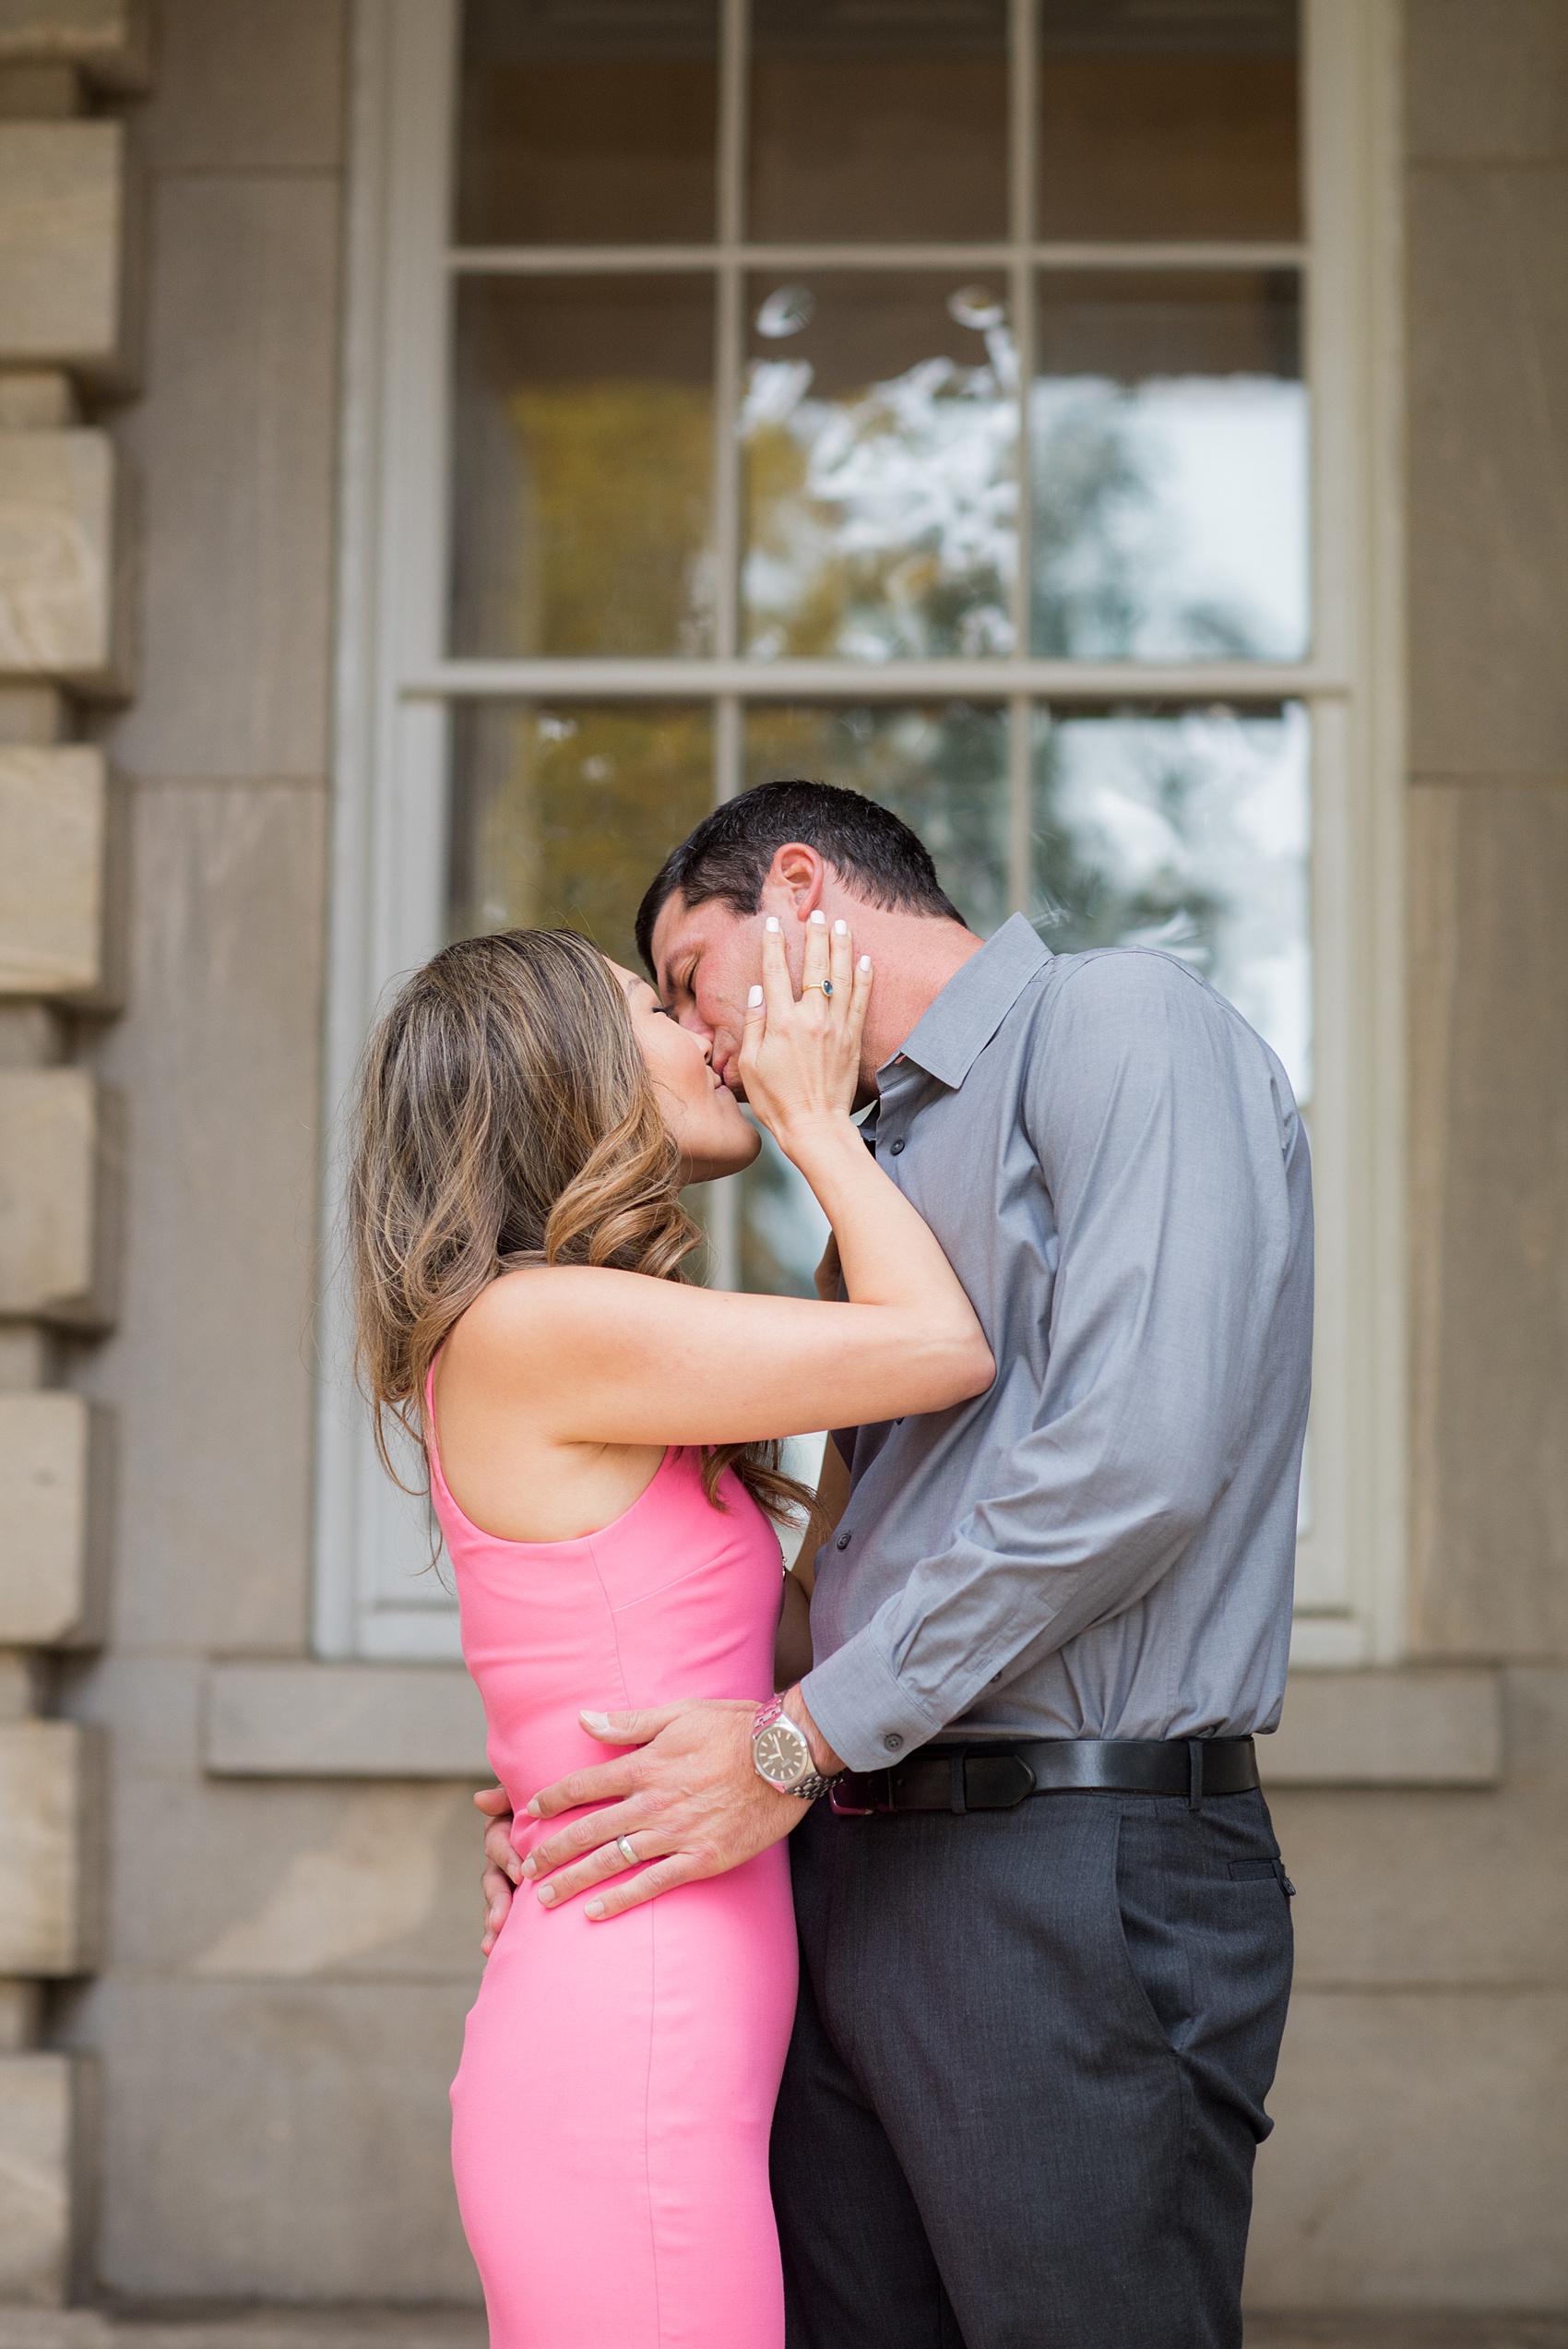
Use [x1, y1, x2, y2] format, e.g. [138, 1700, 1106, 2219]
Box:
[0, 0, 147, 2307]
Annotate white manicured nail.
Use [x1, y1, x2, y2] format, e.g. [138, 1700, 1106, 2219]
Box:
[809, 910, 826, 926]
[833, 920, 848, 936]
[581, 1710, 613, 1737]
[860, 956, 872, 972]
[747, 984, 764, 1008]
[766, 915, 780, 933]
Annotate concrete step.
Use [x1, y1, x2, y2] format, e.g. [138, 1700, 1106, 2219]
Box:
[1, 2315, 1564, 2349]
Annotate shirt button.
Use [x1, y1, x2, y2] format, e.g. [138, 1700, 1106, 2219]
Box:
[835, 1532, 851, 1550]
[885, 1734, 904, 1752]
[889, 1138, 905, 1155]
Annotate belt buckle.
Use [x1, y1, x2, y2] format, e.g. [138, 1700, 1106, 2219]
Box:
[828, 1775, 879, 1818]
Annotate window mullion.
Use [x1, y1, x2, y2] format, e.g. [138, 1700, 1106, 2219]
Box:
[713, 0, 747, 706]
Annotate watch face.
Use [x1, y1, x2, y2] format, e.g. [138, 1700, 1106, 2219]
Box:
[754, 1719, 811, 1790]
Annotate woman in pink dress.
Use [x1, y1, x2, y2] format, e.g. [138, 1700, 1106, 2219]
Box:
[347, 911, 991, 2349]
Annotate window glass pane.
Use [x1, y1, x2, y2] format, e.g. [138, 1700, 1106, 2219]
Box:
[450, 276, 716, 659]
[742, 274, 1017, 661]
[449, 702, 714, 972]
[749, 0, 1008, 243]
[1030, 268, 1306, 662]
[1038, 0, 1300, 240]
[456, 0, 719, 245]
[1031, 701, 1311, 1100]
[742, 702, 1011, 936]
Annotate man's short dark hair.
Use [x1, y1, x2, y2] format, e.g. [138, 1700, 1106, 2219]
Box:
[635, 781, 963, 973]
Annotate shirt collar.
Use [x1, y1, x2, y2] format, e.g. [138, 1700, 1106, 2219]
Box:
[882, 914, 1052, 1093]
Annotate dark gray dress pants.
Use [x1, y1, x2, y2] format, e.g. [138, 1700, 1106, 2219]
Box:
[770, 1785, 1294, 2349]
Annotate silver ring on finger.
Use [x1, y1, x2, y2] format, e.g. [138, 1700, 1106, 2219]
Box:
[615, 1834, 639, 1868]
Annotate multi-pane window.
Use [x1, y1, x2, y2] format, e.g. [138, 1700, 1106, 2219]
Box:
[319, 0, 1401, 1671]
[445, 0, 1310, 1294]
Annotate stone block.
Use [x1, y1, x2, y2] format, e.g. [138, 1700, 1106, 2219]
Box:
[0, 1980, 41, 2051]
[0, 430, 124, 691]
[0, 122, 128, 379]
[0, 1068, 121, 1327]
[1504, 1663, 1568, 1779]
[0, 1651, 42, 1718]
[1407, 0, 1568, 162]
[108, 176, 337, 779]
[205, 1663, 490, 1781]
[0, 1719, 102, 1973]
[1267, 1781, 1568, 1991]
[0, 60, 80, 113]
[81, 782, 324, 1651]
[0, 1004, 63, 1067]
[0, 684, 65, 743]
[1261, 1668, 1502, 1787]
[1408, 786, 1568, 1655]
[0, 1, 150, 91]
[65, 1651, 202, 1780]
[106, 1776, 482, 1980]
[73, 1978, 479, 2302]
[1247, 1991, 1568, 2309]
[137, 0, 346, 174]
[0, 1391, 111, 1645]
[1406, 169, 1568, 779]
[0, 747, 123, 1004]
[0, 376, 74, 433]
[0, 2052, 91, 2305]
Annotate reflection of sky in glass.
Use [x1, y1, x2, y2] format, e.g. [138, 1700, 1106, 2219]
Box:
[741, 301, 1017, 661]
[1031, 376, 1308, 661]
[1033, 703, 1312, 1101]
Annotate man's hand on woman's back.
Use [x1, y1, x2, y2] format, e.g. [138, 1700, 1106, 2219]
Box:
[475, 1784, 520, 1954]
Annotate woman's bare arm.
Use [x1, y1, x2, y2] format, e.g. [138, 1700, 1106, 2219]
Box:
[446, 919, 992, 1452]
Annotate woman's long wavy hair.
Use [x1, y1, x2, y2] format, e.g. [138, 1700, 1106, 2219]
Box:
[349, 926, 821, 1547]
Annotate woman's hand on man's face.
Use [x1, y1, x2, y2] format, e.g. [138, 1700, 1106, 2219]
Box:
[735, 911, 872, 1160]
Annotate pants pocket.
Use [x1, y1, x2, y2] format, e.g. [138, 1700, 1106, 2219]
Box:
[1229, 1856, 1297, 1896]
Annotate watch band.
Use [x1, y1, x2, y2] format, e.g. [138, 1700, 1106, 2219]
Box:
[752, 1694, 845, 1801]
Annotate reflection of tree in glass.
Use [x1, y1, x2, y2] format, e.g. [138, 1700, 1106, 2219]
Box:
[744, 702, 1010, 938]
[507, 385, 714, 655]
[453, 703, 712, 971]
[741, 1124, 828, 1302]
[1032, 717, 1227, 969]
[1032, 706, 1313, 1097]
[742, 355, 1016, 661]
[1029, 387, 1265, 661]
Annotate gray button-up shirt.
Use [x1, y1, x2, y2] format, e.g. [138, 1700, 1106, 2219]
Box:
[800, 914, 1313, 1775]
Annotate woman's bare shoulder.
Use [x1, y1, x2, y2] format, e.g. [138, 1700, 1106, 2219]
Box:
[449, 1264, 684, 1370]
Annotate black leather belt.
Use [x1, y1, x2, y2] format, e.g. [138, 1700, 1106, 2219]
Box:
[830, 1736, 1259, 1817]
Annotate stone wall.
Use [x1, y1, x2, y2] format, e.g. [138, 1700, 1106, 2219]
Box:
[43, 0, 488, 2307]
[1244, 0, 1568, 2315]
[0, 0, 144, 2305]
[0, 0, 1562, 2323]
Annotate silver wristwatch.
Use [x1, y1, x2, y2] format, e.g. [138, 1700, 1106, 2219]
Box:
[752, 1694, 844, 1802]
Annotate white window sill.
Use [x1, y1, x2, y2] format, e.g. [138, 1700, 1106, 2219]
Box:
[202, 1663, 1503, 1787]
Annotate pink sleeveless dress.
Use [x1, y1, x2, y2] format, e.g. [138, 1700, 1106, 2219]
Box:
[426, 1386, 798, 2349]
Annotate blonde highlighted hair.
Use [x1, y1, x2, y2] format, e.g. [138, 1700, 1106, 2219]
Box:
[348, 926, 819, 1541]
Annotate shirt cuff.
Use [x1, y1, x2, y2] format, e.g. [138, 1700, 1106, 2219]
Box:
[801, 1636, 944, 1776]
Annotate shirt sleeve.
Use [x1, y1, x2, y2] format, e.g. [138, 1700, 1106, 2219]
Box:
[801, 950, 1308, 1774]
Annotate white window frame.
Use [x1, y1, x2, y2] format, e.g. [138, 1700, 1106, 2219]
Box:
[315, 0, 1406, 1667]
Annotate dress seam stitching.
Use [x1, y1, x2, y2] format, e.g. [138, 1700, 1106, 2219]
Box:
[587, 1531, 663, 2341]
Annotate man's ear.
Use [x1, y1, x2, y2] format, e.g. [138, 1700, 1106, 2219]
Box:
[766, 842, 826, 918]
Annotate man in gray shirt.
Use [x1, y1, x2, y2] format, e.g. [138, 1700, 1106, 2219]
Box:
[486, 782, 1310, 2349]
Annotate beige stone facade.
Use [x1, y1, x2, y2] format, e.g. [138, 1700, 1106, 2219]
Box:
[0, 0, 1562, 2336]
